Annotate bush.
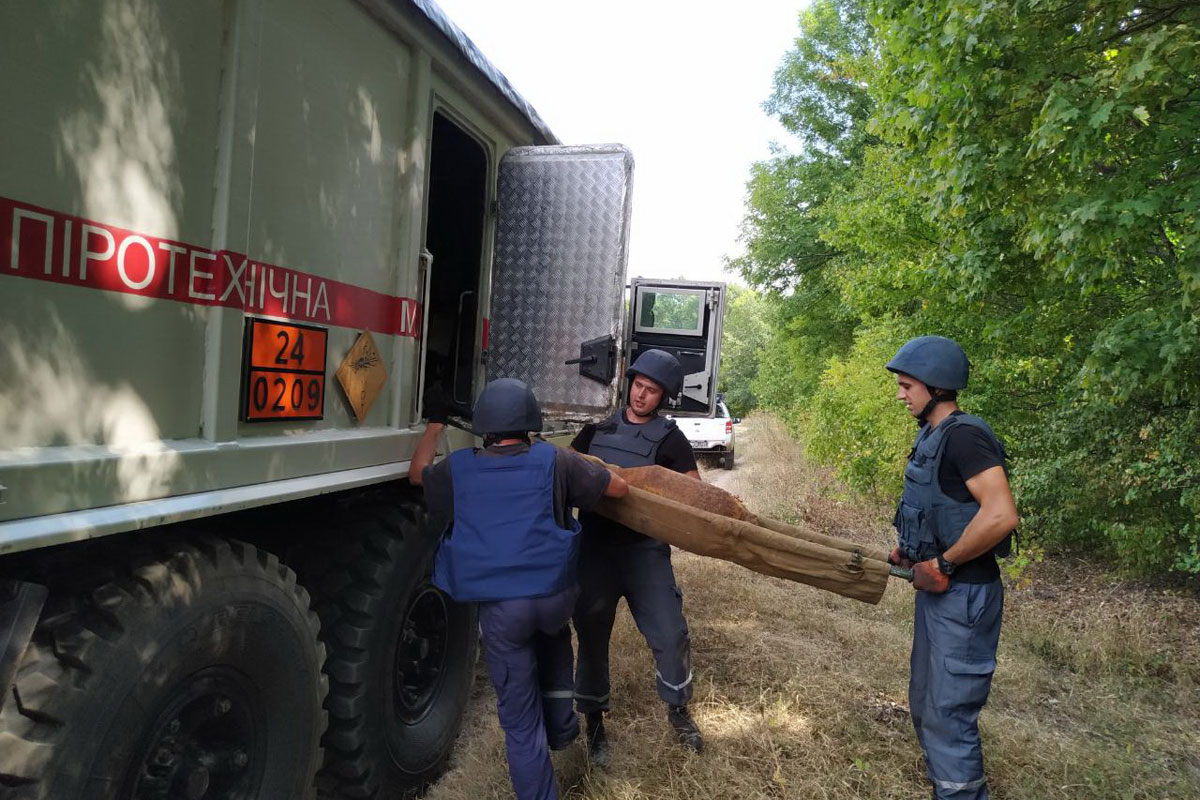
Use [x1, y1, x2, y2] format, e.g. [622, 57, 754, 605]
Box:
[800, 323, 913, 497]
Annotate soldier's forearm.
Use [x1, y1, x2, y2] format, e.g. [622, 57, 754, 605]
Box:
[943, 505, 1017, 564]
[408, 422, 445, 486]
[945, 465, 1018, 563]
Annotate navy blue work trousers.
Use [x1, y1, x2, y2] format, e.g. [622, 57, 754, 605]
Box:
[478, 586, 580, 800]
[910, 578, 1003, 800]
[573, 537, 693, 712]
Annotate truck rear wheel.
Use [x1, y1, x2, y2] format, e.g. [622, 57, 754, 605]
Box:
[723, 450, 735, 470]
[0, 537, 326, 799]
[299, 497, 477, 799]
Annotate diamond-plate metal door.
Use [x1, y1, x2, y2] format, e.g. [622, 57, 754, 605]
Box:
[488, 144, 633, 421]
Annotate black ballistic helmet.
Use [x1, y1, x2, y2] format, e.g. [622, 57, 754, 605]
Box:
[626, 348, 684, 399]
[472, 378, 543, 435]
[885, 336, 970, 391]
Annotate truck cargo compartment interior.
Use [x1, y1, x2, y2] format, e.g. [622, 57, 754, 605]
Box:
[422, 112, 488, 419]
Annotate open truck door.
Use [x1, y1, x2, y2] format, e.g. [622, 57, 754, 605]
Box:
[627, 277, 727, 416]
[487, 144, 633, 422]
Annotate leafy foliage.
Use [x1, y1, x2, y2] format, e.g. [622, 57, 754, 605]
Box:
[733, 0, 1200, 574]
[727, 0, 875, 419]
[803, 322, 915, 496]
[717, 285, 770, 416]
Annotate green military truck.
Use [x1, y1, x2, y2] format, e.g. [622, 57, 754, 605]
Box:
[0, 2, 724, 798]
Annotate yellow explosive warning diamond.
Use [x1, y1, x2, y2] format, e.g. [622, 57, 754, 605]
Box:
[336, 331, 388, 423]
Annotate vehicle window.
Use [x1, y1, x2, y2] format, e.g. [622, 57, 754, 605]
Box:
[635, 288, 705, 336]
[716, 403, 728, 418]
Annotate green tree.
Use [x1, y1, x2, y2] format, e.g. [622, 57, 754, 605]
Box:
[867, 0, 1200, 572]
[717, 284, 770, 416]
[736, 0, 1200, 574]
[804, 320, 915, 496]
[729, 0, 877, 414]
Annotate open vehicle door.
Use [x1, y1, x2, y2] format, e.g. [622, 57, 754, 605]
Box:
[627, 277, 726, 416]
[487, 144, 633, 422]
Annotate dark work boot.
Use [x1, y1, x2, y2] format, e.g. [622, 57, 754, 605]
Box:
[585, 712, 610, 768]
[667, 705, 703, 753]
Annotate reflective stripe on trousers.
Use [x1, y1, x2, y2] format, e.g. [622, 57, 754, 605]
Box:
[910, 579, 1003, 800]
[479, 587, 581, 800]
[574, 539, 693, 711]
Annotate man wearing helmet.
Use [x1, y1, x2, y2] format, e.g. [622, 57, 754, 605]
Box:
[409, 378, 628, 800]
[885, 336, 1019, 800]
[569, 348, 705, 764]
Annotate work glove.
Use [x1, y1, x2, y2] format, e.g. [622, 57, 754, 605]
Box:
[911, 559, 949, 594]
[888, 546, 914, 569]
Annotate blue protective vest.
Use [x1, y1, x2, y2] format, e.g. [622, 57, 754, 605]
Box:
[432, 441, 581, 603]
[895, 413, 1011, 562]
[588, 411, 677, 468]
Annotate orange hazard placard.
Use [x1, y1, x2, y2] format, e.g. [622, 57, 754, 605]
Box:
[241, 319, 327, 422]
[247, 320, 328, 372]
[244, 370, 326, 421]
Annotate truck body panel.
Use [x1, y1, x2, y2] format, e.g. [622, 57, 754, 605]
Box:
[0, 0, 579, 546]
[0, 5, 735, 793]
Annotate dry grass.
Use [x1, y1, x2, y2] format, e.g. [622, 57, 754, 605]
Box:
[426, 415, 1200, 800]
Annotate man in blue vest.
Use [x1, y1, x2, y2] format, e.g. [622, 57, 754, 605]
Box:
[886, 336, 1019, 800]
[570, 348, 704, 765]
[409, 378, 628, 800]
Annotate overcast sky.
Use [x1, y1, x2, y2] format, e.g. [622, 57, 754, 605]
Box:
[430, 0, 807, 284]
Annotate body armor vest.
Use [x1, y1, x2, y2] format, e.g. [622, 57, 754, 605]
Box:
[587, 411, 678, 469]
[895, 413, 1012, 562]
[433, 442, 581, 602]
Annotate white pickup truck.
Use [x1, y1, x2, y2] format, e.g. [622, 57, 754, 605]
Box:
[672, 399, 738, 469]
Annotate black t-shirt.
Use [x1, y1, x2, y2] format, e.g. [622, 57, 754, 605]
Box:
[933, 411, 1006, 583]
[938, 412, 1005, 502]
[421, 441, 612, 531]
[571, 411, 698, 546]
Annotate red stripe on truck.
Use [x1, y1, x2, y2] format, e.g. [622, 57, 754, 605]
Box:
[1, 196, 422, 337]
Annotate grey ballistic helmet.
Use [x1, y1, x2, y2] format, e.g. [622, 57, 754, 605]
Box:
[885, 335, 970, 391]
[472, 378, 543, 435]
[627, 348, 684, 399]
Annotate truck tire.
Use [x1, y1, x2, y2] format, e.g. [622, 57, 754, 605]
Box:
[723, 450, 735, 470]
[298, 497, 477, 799]
[0, 537, 327, 799]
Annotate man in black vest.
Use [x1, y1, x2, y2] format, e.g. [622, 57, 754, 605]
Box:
[570, 349, 704, 765]
[886, 336, 1019, 800]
